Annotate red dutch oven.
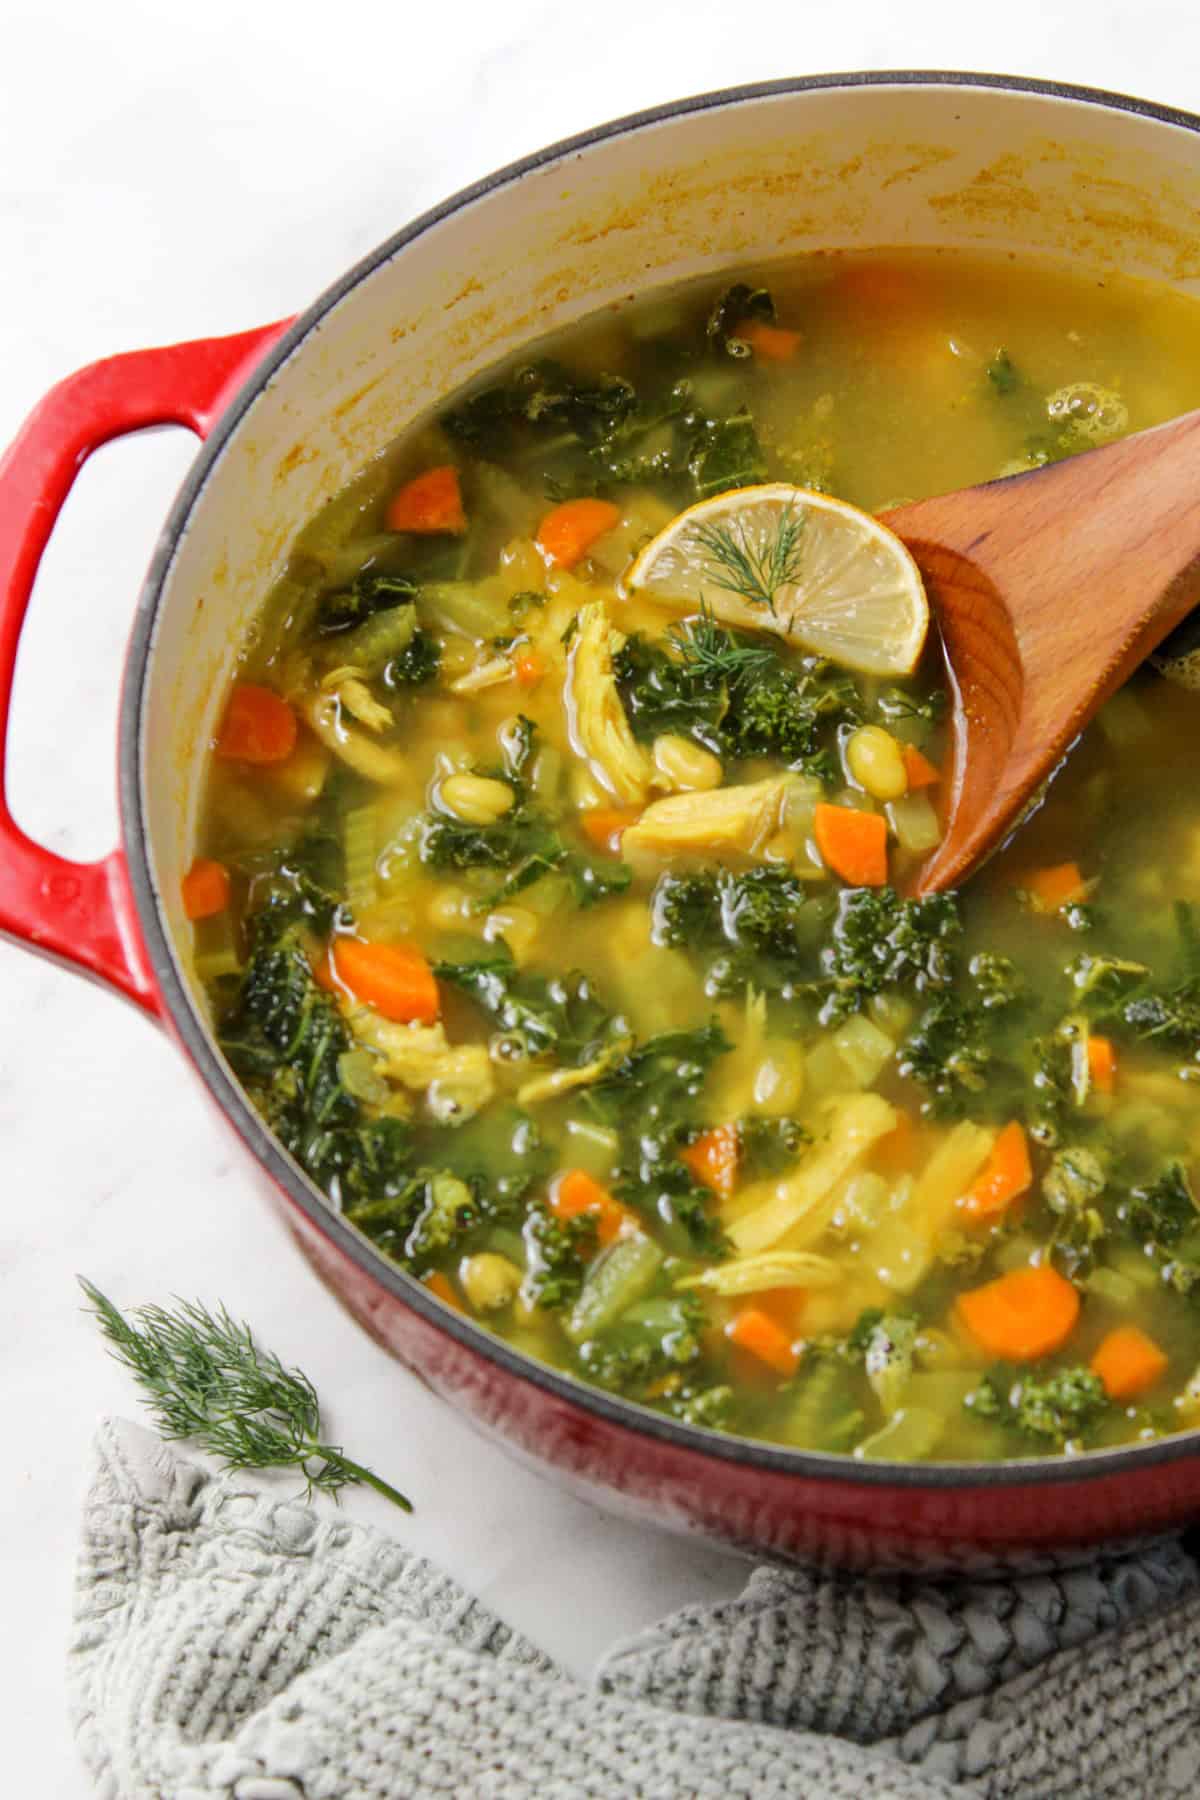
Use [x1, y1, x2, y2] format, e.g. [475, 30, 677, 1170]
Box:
[6, 72, 1200, 1570]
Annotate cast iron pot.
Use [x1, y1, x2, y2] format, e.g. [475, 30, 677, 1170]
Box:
[6, 72, 1200, 1571]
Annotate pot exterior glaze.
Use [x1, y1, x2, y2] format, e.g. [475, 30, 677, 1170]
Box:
[7, 75, 1200, 1568]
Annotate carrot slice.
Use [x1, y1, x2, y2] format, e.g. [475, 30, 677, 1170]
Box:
[579, 807, 641, 854]
[740, 320, 802, 362]
[1087, 1035, 1118, 1095]
[902, 743, 940, 789]
[874, 1111, 918, 1176]
[332, 938, 440, 1024]
[385, 464, 466, 534]
[1021, 862, 1087, 911]
[424, 1271, 463, 1311]
[216, 683, 298, 765]
[551, 1169, 629, 1247]
[813, 803, 888, 886]
[959, 1121, 1033, 1221]
[955, 1265, 1080, 1362]
[536, 498, 620, 569]
[514, 650, 546, 688]
[725, 1306, 800, 1378]
[1091, 1324, 1168, 1400]
[680, 1124, 740, 1198]
[181, 857, 231, 921]
[753, 1287, 808, 1336]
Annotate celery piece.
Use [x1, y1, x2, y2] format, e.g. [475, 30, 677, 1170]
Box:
[566, 1234, 663, 1344]
[194, 948, 243, 985]
[421, 578, 509, 641]
[342, 805, 379, 913]
[886, 790, 942, 855]
[1085, 1265, 1138, 1309]
[331, 601, 417, 677]
[856, 1405, 944, 1461]
[564, 1116, 621, 1180]
[832, 1014, 894, 1088]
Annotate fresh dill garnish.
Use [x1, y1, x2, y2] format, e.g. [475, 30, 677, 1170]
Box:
[80, 1279, 412, 1511]
[667, 603, 778, 689]
[690, 502, 807, 616]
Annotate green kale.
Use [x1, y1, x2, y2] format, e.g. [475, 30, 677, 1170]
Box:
[523, 1206, 598, 1311]
[434, 949, 628, 1067]
[656, 1381, 736, 1430]
[900, 995, 990, 1113]
[1121, 985, 1200, 1052]
[986, 350, 1021, 396]
[613, 632, 727, 748]
[1122, 1161, 1198, 1253]
[576, 1294, 704, 1396]
[315, 570, 417, 636]
[382, 626, 440, 687]
[688, 407, 768, 498]
[706, 283, 775, 358]
[650, 866, 818, 998]
[739, 1116, 809, 1179]
[821, 887, 961, 1024]
[720, 664, 861, 765]
[419, 784, 630, 913]
[969, 951, 1025, 1011]
[242, 825, 346, 938]
[1044, 1145, 1109, 1274]
[861, 1312, 919, 1414]
[964, 1367, 1109, 1448]
[1064, 951, 1149, 1009]
[442, 359, 638, 455]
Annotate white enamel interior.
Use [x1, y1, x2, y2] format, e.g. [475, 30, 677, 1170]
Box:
[138, 78, 1200, 999]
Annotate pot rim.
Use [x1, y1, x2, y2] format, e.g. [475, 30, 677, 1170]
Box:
[120, 68, 1200, 1492]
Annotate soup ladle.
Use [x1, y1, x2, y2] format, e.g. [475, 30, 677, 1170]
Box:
[877, 407, 1200, 896]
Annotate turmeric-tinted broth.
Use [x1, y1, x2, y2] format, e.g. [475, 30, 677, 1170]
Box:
[192, 251, 1200, 1461]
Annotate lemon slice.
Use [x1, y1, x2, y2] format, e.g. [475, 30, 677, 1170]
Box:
[623, 483, 928, 676]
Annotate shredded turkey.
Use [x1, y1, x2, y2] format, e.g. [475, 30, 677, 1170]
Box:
[564, 602, 652, 805]
[348, 1009, 495, 1125]
[621, 776, 790, 859]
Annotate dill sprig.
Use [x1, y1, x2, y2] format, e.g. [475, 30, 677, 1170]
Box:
[80, 1278, 412, 1512]
[690, 502, 807, 615]
[667, 604, 778, 690]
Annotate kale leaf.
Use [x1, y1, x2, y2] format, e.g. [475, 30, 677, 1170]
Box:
[315, 570, 417, 637]
[899, 995, 991, 1114]
[706, 283, 775, 358]
[434, 948, 630, 1067]
[820, 888, 961, 1024]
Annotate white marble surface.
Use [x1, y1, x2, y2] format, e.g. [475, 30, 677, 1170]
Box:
[4, 4, 1200, 1793]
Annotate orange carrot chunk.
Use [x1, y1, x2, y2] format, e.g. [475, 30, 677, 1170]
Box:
[874, 1111, 918, 1176]
[959, 1121, 1033, 1221]
[536, 497, 620, 569]
[725, 1306, 800, 1378]
[1021, 861, 1087, 911]
[332, 938, 440, 1025]
[956, 1264, 1080, 1362]
[579, 807, 642, 855]
[813, 803, 888, 886]
[181, 858, 231, 921]
[680, 1124, 740, 1198]
[902, 743, 940, 789]
[1091, 1324, 1169, 1400]
[385, 464, 466, 534]
[740, 320, 803, 361]
[514, 649, 546, 688]
[424, 1271, 463, 1311]
[1087, 1035, 1118, 1095]
[753, 1286, 808, 1336]
[216, 683, 298, 765]
[552, 1169, 629, 1246]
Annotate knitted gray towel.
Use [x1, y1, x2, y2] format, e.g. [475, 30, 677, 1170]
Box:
[70, 1419, 1200, 1799]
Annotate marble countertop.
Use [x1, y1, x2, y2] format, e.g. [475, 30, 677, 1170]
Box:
[4, 5, 1199, 1792]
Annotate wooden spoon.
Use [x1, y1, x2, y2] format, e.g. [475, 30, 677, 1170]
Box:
[878, 409, 1200, 896]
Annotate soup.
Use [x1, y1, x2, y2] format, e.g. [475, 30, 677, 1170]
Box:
[188, 250, 1200, 1462]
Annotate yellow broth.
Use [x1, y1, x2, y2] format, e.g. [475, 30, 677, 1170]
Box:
[192, 250, 1200, 1462]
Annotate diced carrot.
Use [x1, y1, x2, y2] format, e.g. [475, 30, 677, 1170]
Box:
[385, 464, 466, 535]
[813, 803, 888, 886]
[740, 320, 803, 361]
[959, 1121, 1033, 1221]
[680, 1124, 740, 1198]
[310, 947, 339, 995]
[579, 807, 641, 855]
[832, 261, 930, 324]
[725, 1306, 800, 1378]
[181, 858, 231, 921]
[753, 1287, 808, 1337]
[1021, 862, 1088, 911]
[1091, 1324, 1168, 1400]
[1087, 1035, 1118, 1095]
[902, 743, 940, 789]
[514, 649, 546, 688]
[874, 1110, 918, 1176]
[424, 1271, 463, 1311]
[551, 1169, 629, 1246]
[331, 938, 440, 1025]
[216, 683, 298, 765]
[955, 1264, 1080, 1362]
[536, 497, 620, 569]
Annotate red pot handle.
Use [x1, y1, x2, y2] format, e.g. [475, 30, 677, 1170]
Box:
[0, 320, 293, 1013]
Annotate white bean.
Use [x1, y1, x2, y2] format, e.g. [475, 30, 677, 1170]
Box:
[846, 725, 908, 801]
